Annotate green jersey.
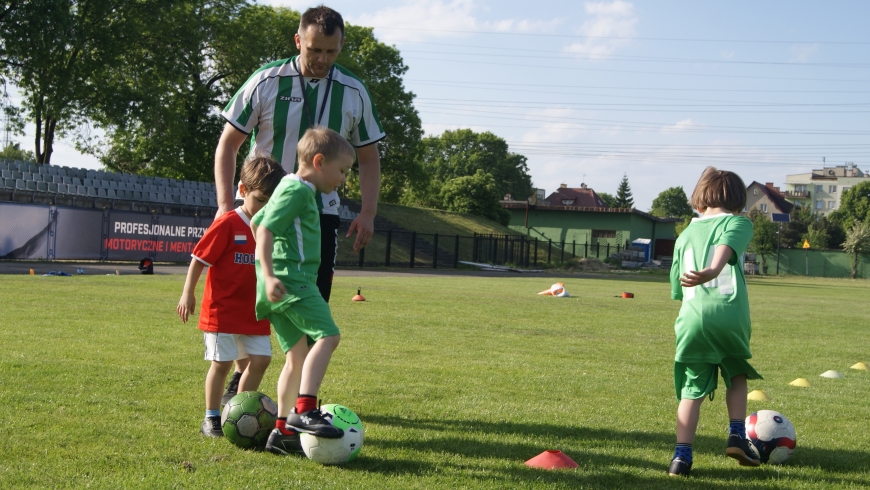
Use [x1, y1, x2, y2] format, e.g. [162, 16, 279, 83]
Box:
[253, 175, 321, 318]
[670, 214, 754, 364]
[222, 56, 385, 215]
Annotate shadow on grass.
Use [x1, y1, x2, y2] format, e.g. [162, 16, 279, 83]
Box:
[342, 415, 870, 489]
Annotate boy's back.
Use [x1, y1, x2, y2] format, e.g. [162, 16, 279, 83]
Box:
[253, 174, 322, 318]
[670, 213, 753, 364]
[195, 208, 268, 334]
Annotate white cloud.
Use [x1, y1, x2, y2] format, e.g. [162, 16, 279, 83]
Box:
[790, 44, 819, 63]
[562, 0, 637, 60]
[661, 118, 705, 133]
[349, 0, 561, 44]
[719, 50, 735, 59]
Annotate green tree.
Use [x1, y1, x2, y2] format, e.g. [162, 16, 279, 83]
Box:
[439, 170, 510, 225]
[1, 0, 163, 163]
[841, 221, 870, 279]
[781, 205, 814, 248]
[598, 192, 617, 208]
[338, 24, 423, 203]
[0, 142, 35, 161]
[650, 186, 693, 218]
[417, 129, 533, 205]
[614, 173, 634, 208]
[802, 224, 829, 250]
[675, 215, 693, 237]
[748, 208, 777, 274]
[834, 180, 870, 229]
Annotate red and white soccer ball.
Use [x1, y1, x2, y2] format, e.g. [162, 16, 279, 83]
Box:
[746, 410, 797, 464]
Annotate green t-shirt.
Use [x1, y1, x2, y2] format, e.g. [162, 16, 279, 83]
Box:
[252, 174, 321, 318]
[670, 214, 754, 364]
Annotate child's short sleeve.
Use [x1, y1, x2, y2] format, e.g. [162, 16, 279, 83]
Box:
[192, 217, 229, 267]
[670, 248, 683, 300]
[716, 216, 754, 265]
[253, 184, 307, 237]
[221, 74, 263, 135]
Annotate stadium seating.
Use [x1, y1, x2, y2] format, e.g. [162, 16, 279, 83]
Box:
[1, 158, 218, 209]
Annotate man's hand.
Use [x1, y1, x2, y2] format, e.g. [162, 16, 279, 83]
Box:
[346, 211, 374, 253]
[265, 276, 287, 303]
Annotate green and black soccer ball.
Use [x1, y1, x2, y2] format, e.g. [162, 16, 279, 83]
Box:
[221, 391, 277, 449]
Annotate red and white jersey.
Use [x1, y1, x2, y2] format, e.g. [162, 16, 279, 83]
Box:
[192, 207, 269, 335]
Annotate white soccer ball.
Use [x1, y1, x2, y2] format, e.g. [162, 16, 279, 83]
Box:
[300, 427, 363, 465]
[300, 404, 364, 465]
[746, 410, 797, 464]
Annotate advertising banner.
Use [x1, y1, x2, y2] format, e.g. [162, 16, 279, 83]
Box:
[0, 203, 51, 259]
[105, 212, 212, 262]
[54, 208, 103, 260]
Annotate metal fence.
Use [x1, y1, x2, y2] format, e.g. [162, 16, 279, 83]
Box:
[334, 227, 630, 269]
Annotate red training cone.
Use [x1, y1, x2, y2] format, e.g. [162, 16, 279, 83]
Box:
[352, 287, 366, 302]
[524, 450, 578, 469]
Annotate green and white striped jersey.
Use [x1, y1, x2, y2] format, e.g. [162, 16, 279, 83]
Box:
[222, 56, 385, 215]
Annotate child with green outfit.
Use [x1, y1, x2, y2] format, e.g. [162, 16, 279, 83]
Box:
[668, 167, 762, 477]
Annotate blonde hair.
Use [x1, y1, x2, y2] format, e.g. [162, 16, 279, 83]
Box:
[297, 126, 356, 167]
[239, 152, 286, 196]
[690, 166, 747, 213]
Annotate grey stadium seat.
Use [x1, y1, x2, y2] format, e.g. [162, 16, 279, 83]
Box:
[2, 178, 12, 188]
[97, 188, 107, 198]
[48, 183, 58, 192]
[1, 169, 10, 179]
[56, 183, 68, 194]
[71, 178, 82, 186]
[22, 172, 32, 180]
[37, 182, 48, 192]
[106, 189, 116, 199]
[26, 180, 37, 191]
[15, 179, 26, 190]
[77, 186, 87, 196]
[88, 187, 98, 197]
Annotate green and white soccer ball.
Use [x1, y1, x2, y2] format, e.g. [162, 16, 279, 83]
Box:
[300, 404, 364, 464]
[220, 391, 277, 449]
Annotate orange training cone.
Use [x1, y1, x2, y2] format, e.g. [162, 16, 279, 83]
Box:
[352, 288, 366, 302]
[525, 450, 578, 469]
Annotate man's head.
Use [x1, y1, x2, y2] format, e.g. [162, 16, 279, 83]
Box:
[238, 153, 286, 216]
[690, 166, 747, 214]
[297, 126, 356, 194]
[295, 6, 345, 78]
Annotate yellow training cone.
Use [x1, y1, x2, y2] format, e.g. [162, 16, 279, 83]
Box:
[789, 378, 811, 387]
[747, 390, 772, 401]
[850, 362, 869, 371]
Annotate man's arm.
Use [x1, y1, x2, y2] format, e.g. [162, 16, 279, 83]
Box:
[215, 123, 249, 216]
[346, 142, 380, 253]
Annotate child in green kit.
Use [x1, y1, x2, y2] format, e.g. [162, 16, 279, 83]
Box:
[250, 127, 356, 455]
[668, 167, 762, 477]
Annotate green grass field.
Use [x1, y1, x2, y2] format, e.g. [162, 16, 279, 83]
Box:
[1, 272, 868, 489]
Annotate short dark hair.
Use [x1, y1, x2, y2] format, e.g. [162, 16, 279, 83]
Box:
[299, 5, 345, 38]
[690, 166, 747, 213]
[240, 153, 286, 196]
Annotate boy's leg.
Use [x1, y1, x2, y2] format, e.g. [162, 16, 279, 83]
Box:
[203, 360, 233, 437]
[298, 334, 341, 397]
[236, 335, 273, 393]
[669, 397, 703, 477]
[222, 358, 249, 404]
[266, 336, 308, 455]
[724, 374, 760, 466]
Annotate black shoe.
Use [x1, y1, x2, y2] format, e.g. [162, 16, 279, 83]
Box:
[265, 428, 304, 455]
[726, 433, 761, 466]
[668, 457, 692, 477]
[221, 372, 242, 405]
[201, 416, 223, 437]
[286, 408, 344, 439]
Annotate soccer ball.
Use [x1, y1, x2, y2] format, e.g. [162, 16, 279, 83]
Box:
[221, 391, 278, 449]
[746, 410, 797, 464]
[300, 404, 364, 464]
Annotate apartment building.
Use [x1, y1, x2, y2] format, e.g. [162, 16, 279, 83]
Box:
[784, 164, 869, 216]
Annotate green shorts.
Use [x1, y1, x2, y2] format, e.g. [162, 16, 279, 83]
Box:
[268, 294, 339, 353]
[674, 358, 762, 401]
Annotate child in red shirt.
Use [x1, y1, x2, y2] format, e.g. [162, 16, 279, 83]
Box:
[177, 154, 285, 437]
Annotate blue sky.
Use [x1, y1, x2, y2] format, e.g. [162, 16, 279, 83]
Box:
[13, 0, 870, 210]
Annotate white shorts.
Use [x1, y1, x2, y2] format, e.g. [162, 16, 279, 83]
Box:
[203, 332, 271, 362]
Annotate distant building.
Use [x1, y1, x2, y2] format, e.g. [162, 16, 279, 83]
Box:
[745, 181, 793, 217]
[784, 163, 869, 216]
[542, 183, 608, 208]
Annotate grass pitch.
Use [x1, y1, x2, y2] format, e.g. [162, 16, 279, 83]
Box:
[1, 272, 868, 489]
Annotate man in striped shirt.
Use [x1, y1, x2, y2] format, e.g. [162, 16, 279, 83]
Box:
[215, 5, 384, 306]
